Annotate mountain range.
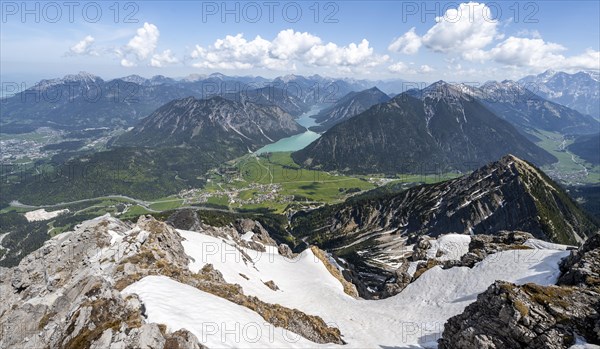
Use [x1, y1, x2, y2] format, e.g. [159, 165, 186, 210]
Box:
[1, 72, 188, 131]
[292, 82, 557, 174]
[519, 70, 600, 119]
[222, 86, 311, 117]
[458, 80, 599, 136]
[1, 68, 599, 349]
[293, 154, 596, 247]
[115, 96, 304, 152]
[309, 87, 391, 132]
[0, 72, 408, 132]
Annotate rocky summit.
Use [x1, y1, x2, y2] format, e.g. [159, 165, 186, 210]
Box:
[439, 234, 600, 349]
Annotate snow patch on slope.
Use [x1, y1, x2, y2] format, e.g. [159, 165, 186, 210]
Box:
[426, 234, 471, 261]
[163, 229, 570, 348]
[122, 275, 325, 348]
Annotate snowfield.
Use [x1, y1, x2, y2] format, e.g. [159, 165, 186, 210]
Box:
[124, 230, 570, 348]
[424, 233, 471, 261]
[524, 238, 575, 250]
[122, 276, 327, 348]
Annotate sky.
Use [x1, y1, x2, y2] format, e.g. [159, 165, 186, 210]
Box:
[1, 1, 599, 85]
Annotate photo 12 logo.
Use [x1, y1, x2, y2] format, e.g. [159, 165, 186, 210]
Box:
[200, 1, 340, 24]
[1, 1, 140, 23]
[400, 1, 539, 24]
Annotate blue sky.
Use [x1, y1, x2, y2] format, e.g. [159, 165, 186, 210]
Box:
[1, 1, 599, 84]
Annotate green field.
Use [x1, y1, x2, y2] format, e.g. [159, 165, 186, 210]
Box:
[6, 151, 462, 219]
[0, 150, 465, 257]
[148, 199, 184, 211]
[533, 129, 600, 185]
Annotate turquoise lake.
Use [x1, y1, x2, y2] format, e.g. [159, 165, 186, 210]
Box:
[255, 105, 323, 154]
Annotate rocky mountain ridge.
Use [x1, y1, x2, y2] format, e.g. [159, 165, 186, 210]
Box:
[115, 96, 305, 152]
[309, 87, 391, 132]
[519, 70, 600, 119]
[291, 155, 598, 280]
[457, 80, 599, 135]
[292, 82, 557, 174]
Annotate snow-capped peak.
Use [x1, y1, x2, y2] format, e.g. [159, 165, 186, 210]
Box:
[421, 80, 470, 100]
[34, 71, 102, 90]
[60, 71, 102, 84]
[121, 74, 148, 84]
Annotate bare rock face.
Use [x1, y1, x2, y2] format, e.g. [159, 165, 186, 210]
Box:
[439, 282, 600, 349]
[278, 243, 295, 258]
[235, 218, 278, 247]
[558, 233, 600, 287]
[439, 234, 600, 349]
[380, 259, 412, 298]
[163, 329, 206, 349]
[0, 214, 205, 349]
[412, 236, 433, 261]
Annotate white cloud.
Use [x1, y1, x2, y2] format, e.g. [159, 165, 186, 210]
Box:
[190, 33, 272, 70]
[388, 62, 435, 74]
[562, 49, 600, 71]
[388, 27, 422, 55]
[388, 62, 411, 73]
[124, 22, 160, 60]
[515, 29, 542, 39]
[190, 29, 387, 71]
[387, 2, 600, 74]
[117, 22, 180, 68]
[150, 49, 179, 67]
[419, 64, 435, 73]
[271, 29, 322, 60]
[120, 58, 136, 67]
[487, 37, 565, 67]
[305, 39, 387, 67]
[68, 35, 97, 56]
[421, 2, 499, 58]
[487, 37, 600, 71]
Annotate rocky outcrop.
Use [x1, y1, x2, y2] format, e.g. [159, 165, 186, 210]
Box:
[0, 215, 203, 349]
[412, 236, 433, 261]
[380, 259, 412, 298]
[310, 246, 359, 298]
[0, 214, 345, 348]
[558, 234, 600, 287]
[278, 243, 295, 258]
[459, 231, 535, 267]
[439, 281, 600, 349]
[166, 210, 287, 254]
[439, 234, 600, 348]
